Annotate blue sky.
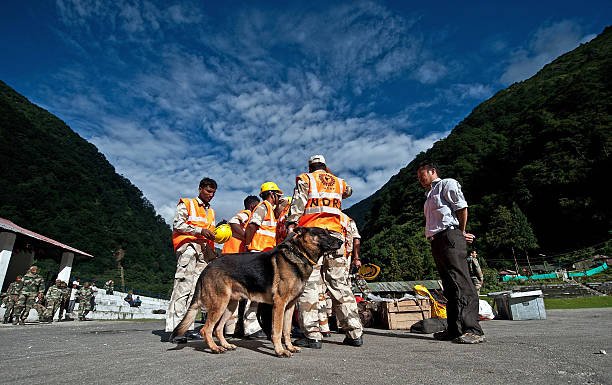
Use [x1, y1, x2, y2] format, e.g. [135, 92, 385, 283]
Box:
[1, 1, 609, 223]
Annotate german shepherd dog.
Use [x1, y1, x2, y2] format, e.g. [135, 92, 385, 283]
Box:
[171, 226, 343, 357]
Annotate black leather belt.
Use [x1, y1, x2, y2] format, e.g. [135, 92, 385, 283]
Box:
[427, 225, 456, 241]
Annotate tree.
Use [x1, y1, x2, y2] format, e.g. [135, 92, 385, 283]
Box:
[485, 203, 538, 273]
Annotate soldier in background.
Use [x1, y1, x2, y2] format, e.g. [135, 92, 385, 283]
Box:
[467, 250, 484, 294]
[103, 280, 114, 295]
[42, 279, 64, 322]
[2, 275, 23, 324]
[13, 266, 45, 325]
[77, 282, 94, 321]
[57, 281, 72, 322]
[33, 292, 46, 318]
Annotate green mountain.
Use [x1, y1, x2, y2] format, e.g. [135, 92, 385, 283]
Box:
[346, 26, 612, 281]
[0, 80, 175, 295]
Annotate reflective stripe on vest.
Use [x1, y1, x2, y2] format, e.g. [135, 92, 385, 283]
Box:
[248, 200, 277, 252]
[298, 171, 344, 233]
[172, 198, 215, 251]
[222, 209, 251, 254]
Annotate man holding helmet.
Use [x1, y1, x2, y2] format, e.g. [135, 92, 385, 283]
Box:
[166, 177, 218, 343]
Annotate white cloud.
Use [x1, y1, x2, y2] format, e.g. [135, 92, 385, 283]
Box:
[500, 20, 595, 85]
[413, 60, 448, 84]
[42, 1, 449, 223]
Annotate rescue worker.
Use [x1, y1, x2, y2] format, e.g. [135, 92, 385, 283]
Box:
[239, 182, 283, 339]
[166, 177, 218, 343]
[2, 275, 22, 324]
[286, 155, 364, 348]
[222, 195, 260, 255]
[42, 280, 64, 322]
[13, 266, 45, 325]
[319, 213, 363, 335]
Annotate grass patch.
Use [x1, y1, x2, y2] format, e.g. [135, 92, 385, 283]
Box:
[544, 296, 612, 309]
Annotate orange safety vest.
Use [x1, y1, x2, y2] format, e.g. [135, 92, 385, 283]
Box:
[172, 198, 215, 251]
[297, 171, 346, 234]
[221, 209, 251, 254]
[247, 200, 277, 252]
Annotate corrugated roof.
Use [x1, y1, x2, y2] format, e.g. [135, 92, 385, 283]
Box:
[0, 217, 93, 258]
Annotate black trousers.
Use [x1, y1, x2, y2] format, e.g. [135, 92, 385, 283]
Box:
[431, 228, 483, 337]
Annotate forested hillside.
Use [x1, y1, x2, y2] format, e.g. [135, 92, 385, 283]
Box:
[0, 81, 175, 295]
[346, 26, 612, 281]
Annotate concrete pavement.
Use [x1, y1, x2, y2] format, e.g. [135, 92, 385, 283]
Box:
[0, 308, 610, 385]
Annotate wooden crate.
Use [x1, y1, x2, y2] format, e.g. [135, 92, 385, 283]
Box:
[380, 299, 431, 330]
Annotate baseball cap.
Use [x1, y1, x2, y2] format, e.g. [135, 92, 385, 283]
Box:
[308, 154, 326, 165]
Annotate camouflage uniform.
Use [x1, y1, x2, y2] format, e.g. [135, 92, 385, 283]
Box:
[33, 293, 46, 319]
[57, 282, 72, 321]
[165, 198, 216, 332]
[467, 252, 484, 294]
[2, 278, 23, 323]
[77, 285, 93, 320]
[43, 281, 64, 322]
[288, 171, 363, 341]
[13, 271, 45, 324]
[317, 285, 331, 334]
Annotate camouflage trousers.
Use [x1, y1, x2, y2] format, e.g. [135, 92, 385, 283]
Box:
[298, 248, 363, 340]
[43, 299, 61, 321]
[165, 244, 208, 332]
[3, 296, 18, 322]
[78, 299, 92, 319]
[14, 294, 36, 322]
[318, 283, 331, 333]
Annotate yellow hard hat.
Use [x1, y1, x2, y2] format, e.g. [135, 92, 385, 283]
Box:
[214, 223, 232, 243]
[260, 181, 283, 195]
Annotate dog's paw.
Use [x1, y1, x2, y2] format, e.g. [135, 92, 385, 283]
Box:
[287, 345, 301, 353]
[221, 343, 237, 350]
[275, 349, 293, 358]
[210, 346, 226, 354]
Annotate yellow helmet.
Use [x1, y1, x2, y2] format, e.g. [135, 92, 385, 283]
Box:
[259, 181, 283, 195]
[214, 224, 232, 243]
[358, 264, 381, 281]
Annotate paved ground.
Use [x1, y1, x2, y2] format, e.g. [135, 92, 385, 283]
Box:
[1, 308, 610, 385]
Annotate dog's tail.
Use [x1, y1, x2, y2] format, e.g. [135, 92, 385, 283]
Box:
[170, 279, 203, 340]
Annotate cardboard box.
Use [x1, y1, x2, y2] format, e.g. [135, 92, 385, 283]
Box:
[380, 299, 431, 329]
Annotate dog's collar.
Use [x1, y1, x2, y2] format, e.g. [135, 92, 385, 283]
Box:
[280, 242, 318, 266]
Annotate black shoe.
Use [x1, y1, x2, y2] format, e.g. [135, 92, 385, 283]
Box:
[433, 330, 458, 341]
[293, 337, 322, 349]
[244, 330, 267, 340]
[342, 335, 363, 347]
[184, 330, 203, 340]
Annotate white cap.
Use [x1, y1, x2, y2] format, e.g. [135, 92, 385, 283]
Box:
[308, 154, 326, 165]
